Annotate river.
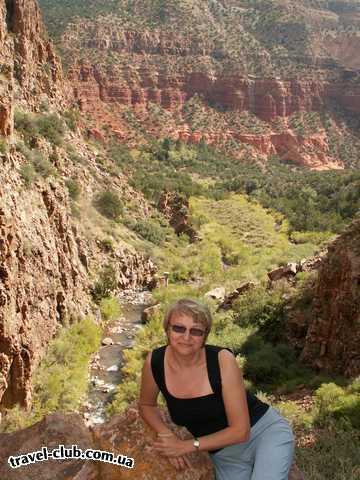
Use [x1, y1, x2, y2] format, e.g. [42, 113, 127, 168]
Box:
[82, 290, 152, 426]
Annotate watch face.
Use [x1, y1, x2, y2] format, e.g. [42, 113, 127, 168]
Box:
[193, 439, 200, 448]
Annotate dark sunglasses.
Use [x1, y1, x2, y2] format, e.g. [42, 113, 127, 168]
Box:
[170, 324, 206, 337]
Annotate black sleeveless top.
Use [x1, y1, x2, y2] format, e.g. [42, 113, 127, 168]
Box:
[151, 344, 269, 453]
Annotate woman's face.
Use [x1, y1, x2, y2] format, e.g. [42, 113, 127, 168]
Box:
[167, 312, 206, 355]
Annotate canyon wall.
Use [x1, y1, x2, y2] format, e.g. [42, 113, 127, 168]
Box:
[0, 1, 157, 411]
[288, 218, 360, 377]
[0, 0, 66, 137]
[69, 63, 360, 121]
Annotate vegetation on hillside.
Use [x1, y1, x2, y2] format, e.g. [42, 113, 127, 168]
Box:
[40, 0, 360, 77]
[0, 318, 102, 433]
[107, 139, 359, 235]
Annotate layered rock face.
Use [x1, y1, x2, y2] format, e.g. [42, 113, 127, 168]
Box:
[288, 218, 360, 377]
[0, 154, 91, 409]
[0, 0, 158, 411]
[67, 60, 359, 168]
[0, 0, 76, 411]
[0, 0, 66, 137]
[69, 61, 360, 120]
[85, 64, 359, 115]
[0, 407, 304, 480]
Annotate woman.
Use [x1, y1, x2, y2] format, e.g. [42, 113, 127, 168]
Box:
[139, 298, 294, 479]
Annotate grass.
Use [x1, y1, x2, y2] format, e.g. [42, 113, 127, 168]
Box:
[0, 318, 102, 433]
[151, 194, 320, 289]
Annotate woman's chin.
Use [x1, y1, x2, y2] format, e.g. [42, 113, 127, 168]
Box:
[172, 343, 199, 354]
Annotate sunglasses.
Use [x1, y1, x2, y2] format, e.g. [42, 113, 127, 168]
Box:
[169, 324, 206, 337]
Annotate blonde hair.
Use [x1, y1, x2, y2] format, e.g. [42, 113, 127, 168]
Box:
[163, 298, 212, 335]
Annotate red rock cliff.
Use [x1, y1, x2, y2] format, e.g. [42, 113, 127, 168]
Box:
[287, 218, 360, 377]
[0, 0, 66, 137]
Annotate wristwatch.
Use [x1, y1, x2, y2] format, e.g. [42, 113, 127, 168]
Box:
[193, 437, 200, 450]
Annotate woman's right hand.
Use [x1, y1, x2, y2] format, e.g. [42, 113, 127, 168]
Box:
[168, 455, 193, 470]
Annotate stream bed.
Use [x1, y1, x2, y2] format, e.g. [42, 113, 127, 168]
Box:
[82, 290, 152, 426]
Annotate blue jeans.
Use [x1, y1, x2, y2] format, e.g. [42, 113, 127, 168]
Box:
[209, 407, 295, 480]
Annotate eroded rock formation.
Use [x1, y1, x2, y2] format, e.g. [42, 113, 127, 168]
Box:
[287, 218, 360, 377]
[158, 191, 199, 241]
[0, 0, 66, 137]
[0, 406, 304, 480]
[65, 60, 360, 168]
[0, 156, 91, 409]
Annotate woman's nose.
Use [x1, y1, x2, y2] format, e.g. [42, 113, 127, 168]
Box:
[183, 329, 191, 340]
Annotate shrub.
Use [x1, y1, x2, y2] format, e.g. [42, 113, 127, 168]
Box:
[275, 400, 313, 430]
[0, 405, 29, 433]
[296, 425, 360, 480]
[31, 150, 56, 178]
[241, 334, 310, 391]
[93, 190, 123, 221]
[36, 114, 65, 146]
[314, 382, 360, 429]
[63, 109, 79, 131]
[20, 163, 36, 186]
[92, 264, 118, 303]
[100, 296, 121, 322]
[31, 317, 101, 419]
[233, 287, 287, 342]
[132, 220, 167, 245]
[14, 111, 65, 147]
[0, 317, 101, 432]
[65, 178, 81, 201]
[14, 111, 38, 144]
[0, 138, 7, 155]
[99, 238, 114, 252]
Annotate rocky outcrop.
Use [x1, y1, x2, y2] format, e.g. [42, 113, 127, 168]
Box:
[0, 407, 304, 479]
[0, 0, 66, 137]
[219, 282, 256, 310]
[287, 219, 360, 377]
[69, 63, 360, 121]
[107, 248, 157, 291]
[66, 62, 360, 168]
[0, 154, 91, 409]
[158, 191, 199, 241]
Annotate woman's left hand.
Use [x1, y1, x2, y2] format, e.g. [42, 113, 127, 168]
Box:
[153, 434, 190, 457]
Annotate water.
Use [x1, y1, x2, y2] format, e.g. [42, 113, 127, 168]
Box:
[82, 290, 152, 426]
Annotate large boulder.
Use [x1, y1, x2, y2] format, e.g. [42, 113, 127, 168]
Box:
[204, 287, 226, 302]
[0, 407, 304, 479]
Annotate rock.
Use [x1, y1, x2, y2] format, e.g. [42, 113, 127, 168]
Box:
[268, 264, 298, 283]
[204, 287, 226, 302]
[0, 413, 98, 480]
[141, 304, 161, 323]
[287, 218, 360, 377]
[109, 325, 124, 334]
[158, 191, 199, 241]
[68, 56, 359, 169]
[0, 407, 304, 479]
[219, 282, 256, 310]
[0, 185, 90, 409]
[91, 377, 105, 387]
[102, 337, 114, 346]
[107, 365, 119, 372]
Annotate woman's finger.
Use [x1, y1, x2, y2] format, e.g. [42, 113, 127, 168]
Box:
[177, 456, 186, 469]
[183, 455, 192, 469]
[169, 457, 180, 470]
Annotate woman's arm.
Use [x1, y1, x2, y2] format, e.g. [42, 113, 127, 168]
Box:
[138, 351, 174, 435]
[139, 352, 193, 470]
[153, 349, 251, 456]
